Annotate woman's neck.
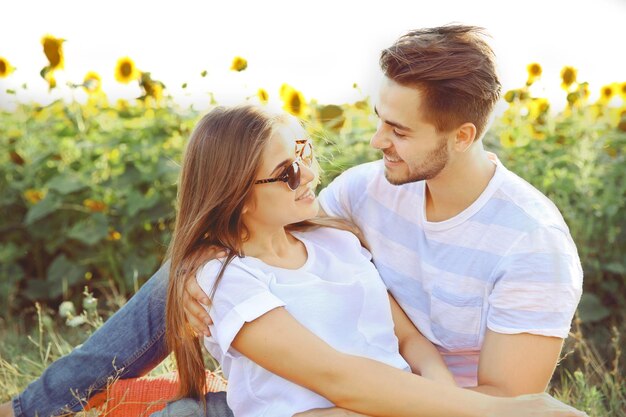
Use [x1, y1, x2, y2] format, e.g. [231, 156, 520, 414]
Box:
[242, 226, 308, 269]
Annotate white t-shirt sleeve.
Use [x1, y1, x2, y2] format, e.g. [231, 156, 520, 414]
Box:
[196, 260, 286, 355]
[487, 226, 583, 338]
[318, 162, 376, 220]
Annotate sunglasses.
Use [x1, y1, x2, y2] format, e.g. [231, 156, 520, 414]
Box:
[254, 140, 313, 191]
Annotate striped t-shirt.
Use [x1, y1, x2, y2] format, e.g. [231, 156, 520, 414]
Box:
[318, 157, 583, 387]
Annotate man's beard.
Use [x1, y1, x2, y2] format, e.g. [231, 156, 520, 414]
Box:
[384, 136, 449, 186]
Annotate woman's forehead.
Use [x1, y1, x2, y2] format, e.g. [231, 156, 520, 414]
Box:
[260, 124, 303, 170]
[274, 120, 306, 147]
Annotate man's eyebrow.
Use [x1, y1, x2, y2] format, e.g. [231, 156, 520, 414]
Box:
[374, 106, 413, 132]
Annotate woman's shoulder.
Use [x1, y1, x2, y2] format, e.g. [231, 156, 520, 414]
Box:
[196, 256, 270, 288]
[297, 226, 364, 254]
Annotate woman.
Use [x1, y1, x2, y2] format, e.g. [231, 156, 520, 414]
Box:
[163, 104, 586, 417]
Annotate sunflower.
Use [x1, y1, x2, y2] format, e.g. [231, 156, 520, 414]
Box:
[0, 57, 14, 78]
[599, 84, 615, 104]
[503, 89, 518, 103]
[83, 199, 107, 212]
[619, 82, 626, 100]
[41, 35, 64, 70]
[566, 92, 579, 106]
[107, 230, 122, 241]
[44, 71, 57, 91]
[499, 131, 515, 148]
[526, 62, 542, 85]
[83, 71, 102, 93]
[579, 82, 590, 101]
[280, 84, 306, 117]
[230, 56, 248, 72]
[560, 66, 577, 90]
[115, 57, 141, 84]
[257, 88, 269, 104]
[24, 189, 44, 204]
[528, 98, 549, 119]
[139, 72, 165, 102]
[319, 104, 345, 132]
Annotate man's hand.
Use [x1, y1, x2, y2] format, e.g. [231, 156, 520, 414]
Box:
[182, 247, 229, 336]
[293, 407, 369, 417]
[420, 364, 458, 387]
[183, 276, 212, 336]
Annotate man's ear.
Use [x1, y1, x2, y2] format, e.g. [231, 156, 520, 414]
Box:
[454, 123, 477, 152]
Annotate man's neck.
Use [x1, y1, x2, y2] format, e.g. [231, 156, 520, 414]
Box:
[424, 149, 496, 223]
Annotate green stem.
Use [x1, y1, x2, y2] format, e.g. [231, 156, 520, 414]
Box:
[106, 244, 125, 294]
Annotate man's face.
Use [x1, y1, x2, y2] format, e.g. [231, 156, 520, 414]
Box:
[371, 77, 451, 185]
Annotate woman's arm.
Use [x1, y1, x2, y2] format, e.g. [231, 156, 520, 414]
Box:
[231, 306, 585, 417]
[388, 293, 456, 386]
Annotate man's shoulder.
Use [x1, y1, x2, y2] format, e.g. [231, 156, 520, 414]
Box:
[335, 159, 383, 183]
[495, 165, 570, 233]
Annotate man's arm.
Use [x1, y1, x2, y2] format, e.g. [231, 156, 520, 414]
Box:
[467, 330, 564, 396]
[388, 293, 456, 385]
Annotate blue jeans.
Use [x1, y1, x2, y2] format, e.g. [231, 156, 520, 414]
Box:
[149, 392, 233, 417]
[11, 262, 232, 417]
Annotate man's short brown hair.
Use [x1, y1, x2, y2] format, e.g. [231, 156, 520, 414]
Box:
[380, 25, 501, 140]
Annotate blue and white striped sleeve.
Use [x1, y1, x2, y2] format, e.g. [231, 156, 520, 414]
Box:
[487, 226, 583, 338]
[318, 161, 377, 221]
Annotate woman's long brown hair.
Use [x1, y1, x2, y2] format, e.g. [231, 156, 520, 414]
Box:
[165, 104, 366, 401]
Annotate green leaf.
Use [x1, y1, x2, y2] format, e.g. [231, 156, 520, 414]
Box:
[25, 279, 52, 301]
[67, 213, 109, 245]
[25, 193, 62, 225]
[577, 293, 610, 323]
[47, 254, 87, 294]
[0, 243, 24, 262]
[126, 191, 159, 217]
[0, 263, 24, 312]
[47, 174, 87, 194]
[603, 262, 625, 274]
[122, 253, 159, 287]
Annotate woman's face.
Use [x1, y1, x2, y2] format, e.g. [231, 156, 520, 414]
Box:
[243, 118, 319, 229]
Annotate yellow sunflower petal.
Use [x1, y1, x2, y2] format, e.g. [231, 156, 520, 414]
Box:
[499, 131, 515, 148]
[257, 88, 269, 104]
[280, 84, 307, 117]
[83, 71, 102, 93]
[526, 62, 542, 85]
[599, 84, 616, 104]
[115, 57, 141, 84]
[45, 71, 57, 91]
[41, 35, 64, 70]
[0, 57, 15, 78]
[560, 66, 577, 90]
[230, 56, 248, 72]
[619, 82, 626, 100]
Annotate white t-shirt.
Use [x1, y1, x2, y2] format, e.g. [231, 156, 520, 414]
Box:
[197, 227, 410, 417]
[318, 157, 583, 387]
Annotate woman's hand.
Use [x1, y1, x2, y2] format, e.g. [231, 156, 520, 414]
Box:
[489, 393, 588, 417]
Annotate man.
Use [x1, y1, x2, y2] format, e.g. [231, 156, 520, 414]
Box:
[1, 25, 582, 417]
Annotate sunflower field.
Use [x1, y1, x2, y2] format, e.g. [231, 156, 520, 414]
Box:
[1, 36, 625, 415]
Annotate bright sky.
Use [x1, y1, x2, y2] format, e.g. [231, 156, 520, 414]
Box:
[1, 0, 625, 113]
